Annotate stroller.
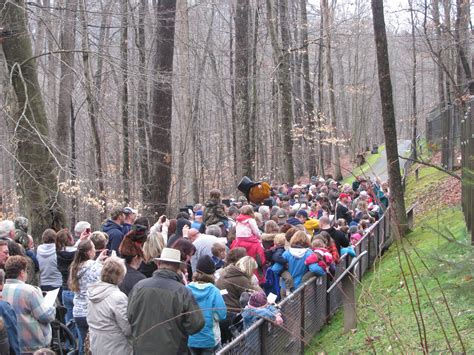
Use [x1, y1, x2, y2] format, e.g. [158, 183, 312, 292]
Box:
[50, 304, 78, 355]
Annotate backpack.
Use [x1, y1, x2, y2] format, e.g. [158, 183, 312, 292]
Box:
[262, 268, 280, 302]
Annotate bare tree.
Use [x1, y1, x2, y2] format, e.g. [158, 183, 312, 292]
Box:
[146, 0, 177, 215]
[235, 0, 252, 178]
[121, 0, 130, 202]
[0, 0, 65, 238]
[371, 0, 408, 238]
[322, 0, 342, 180]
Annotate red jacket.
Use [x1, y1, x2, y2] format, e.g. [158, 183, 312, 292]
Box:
[231, 236, 266, 284]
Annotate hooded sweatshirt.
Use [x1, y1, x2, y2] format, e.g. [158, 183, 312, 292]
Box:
[73, 259, 102, 318]
[236, 215, 261, 239]
[102, 220, 124, 253]
[57, 247, 76, 290]
[37, 243, 62, 287]
[87, 281, 132, 355]
[271, 247, 325, 288]
[187, 282, 227, 349]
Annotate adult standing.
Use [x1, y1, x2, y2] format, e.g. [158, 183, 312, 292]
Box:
[0, 240, 9, 269]
[69, 239, 107, 355]
[118, 231, 146, 296]
[87, 257, 132, 355]
[122, 207, 138, 235]
[127, 248, 204, 354]
[56, 229, 77, 327]
[103, 208, 126, 253]
[3, 256, 55, 353]
[36, 229, 62, 293]
[190, 229, 220, 273]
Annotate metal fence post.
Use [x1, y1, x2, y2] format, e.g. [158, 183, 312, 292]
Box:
[300, 284, 305, 355]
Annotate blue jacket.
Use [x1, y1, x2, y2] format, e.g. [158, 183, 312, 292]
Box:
[0, 300, 20, 355]
[102, 220, 124, 253]
[187, 282, 226, 348]
[242, 304, 279, 329]
[271, 247, 325, 288]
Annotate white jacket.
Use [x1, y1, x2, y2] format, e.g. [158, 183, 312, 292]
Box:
[87, 281, 132, 355]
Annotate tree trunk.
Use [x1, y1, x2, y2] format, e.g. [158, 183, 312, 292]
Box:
[79, 0, 106, 216]
[121, 0, 130, 203]
[56, 0, 77, 168]
[0, 0, 65, 239]
[371, 0, 408, 239]
[317, 3, 325, 177]
[278, 0, 295, 184]
[409, 0, 417, 160]
[235, 0, 252, 178]
[322, 0, 342, 181]
[230, 6, 238, 180]
[250, 7, 259, 176]
[175, 0, 195, 205]
[146, 0, 177, 216]
[300, 0, 317, 178]
[135, 0, 151, 204]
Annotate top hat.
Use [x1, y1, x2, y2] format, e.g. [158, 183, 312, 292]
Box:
[237, 176, 261, 196]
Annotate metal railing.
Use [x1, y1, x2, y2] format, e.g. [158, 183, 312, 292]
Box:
[218, 208, 392, 354]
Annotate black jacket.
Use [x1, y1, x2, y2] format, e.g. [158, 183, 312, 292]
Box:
[321, 227, 349, 253]
[127, 269, 204, 354]
[336, 203, 353, 224]
[119, 264, 145, 296]
[57, 249, 76, 290]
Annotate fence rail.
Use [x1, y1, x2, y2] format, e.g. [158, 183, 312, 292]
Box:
[218, 208, 393, 354]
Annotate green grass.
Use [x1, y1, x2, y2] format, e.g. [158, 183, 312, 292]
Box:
[306, 165, 474, 354]
[342, 145, 385, 185]
[405, 167, 446, 207]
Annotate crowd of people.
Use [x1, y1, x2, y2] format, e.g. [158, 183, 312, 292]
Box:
[0, 175, 389, 354]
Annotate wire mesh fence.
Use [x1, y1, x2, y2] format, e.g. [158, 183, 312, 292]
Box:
[218, 210, 391, 355]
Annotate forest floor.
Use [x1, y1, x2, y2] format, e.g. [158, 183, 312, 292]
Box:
[306, 156, 473, 353]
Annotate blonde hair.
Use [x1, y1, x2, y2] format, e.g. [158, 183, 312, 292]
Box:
[312, 238, 326, 248]
[273, 233, 287, 247]
[101, 257, 127, 285]
[264, 220, 279, 233]
[289, 231, 310, 248]
[357, 200, 368, 212]
[236, 256, 257, 279]
[90, 231, 108, 250]
[143, 231, 165, 263]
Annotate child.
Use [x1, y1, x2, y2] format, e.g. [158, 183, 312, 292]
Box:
[211, 242, 226, 270]
[235, 205, 261, 239]
[305, 239, 335, 274]
[349, 225, 362, 246]
[187, 255, 227, 353]
[232, 206, 266, 284]
[242, 291, 283, 329]
[203, 189, 228, 228]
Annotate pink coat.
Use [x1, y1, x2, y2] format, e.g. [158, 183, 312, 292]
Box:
[236, 215, 261, 239]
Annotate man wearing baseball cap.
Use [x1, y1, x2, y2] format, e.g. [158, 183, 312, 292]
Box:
[127, 248, 204, 354]
[122, 207, 138, 235]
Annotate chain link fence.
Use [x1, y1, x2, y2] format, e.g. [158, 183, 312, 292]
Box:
[218, 209, 392, 354]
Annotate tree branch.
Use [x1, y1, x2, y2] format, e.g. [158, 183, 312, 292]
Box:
[399, 156, 461, 180]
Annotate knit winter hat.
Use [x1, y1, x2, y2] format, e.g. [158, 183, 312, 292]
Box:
[249, 291, 268, 308]
[196, 255, 216, 275]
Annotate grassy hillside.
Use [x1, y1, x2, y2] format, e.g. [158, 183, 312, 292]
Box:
[306, 163, 473, 353]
